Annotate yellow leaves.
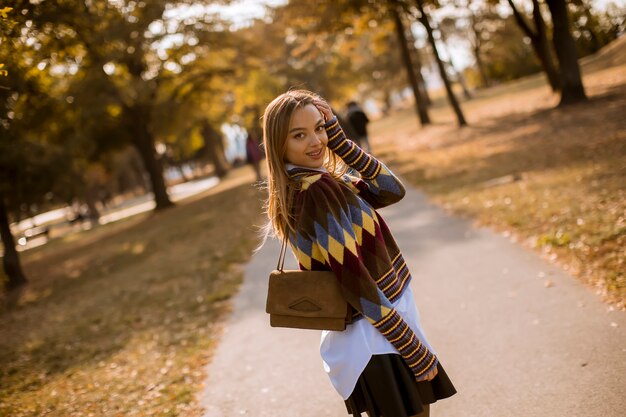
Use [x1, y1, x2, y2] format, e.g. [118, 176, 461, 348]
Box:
[0, 7, 12, 19]
[187, 128, 204, 153]
[106, 104, 122, 118]
[231, 68, 282, 119]
[0, 63, 7, 76]
[536, 230, 572, 248]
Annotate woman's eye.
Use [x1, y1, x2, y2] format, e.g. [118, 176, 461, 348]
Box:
[315, 125, 324, 132]
[294, 133, 305, 139]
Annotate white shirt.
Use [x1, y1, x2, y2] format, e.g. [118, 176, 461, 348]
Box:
[320, 285, 435, 399]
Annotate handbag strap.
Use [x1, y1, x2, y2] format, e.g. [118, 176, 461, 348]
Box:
[277, 235, 288, 272]
[277, 186, 296, 272]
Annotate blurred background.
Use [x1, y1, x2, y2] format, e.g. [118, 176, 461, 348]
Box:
[1, 0, 624, 415]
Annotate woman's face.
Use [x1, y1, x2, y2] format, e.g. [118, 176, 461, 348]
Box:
[283, 103, 328, 169]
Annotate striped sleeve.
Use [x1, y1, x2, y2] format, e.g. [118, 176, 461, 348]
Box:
[293, 177, 438, 381]
[373, 308, 438, 379]
[325, 117, 406, 209]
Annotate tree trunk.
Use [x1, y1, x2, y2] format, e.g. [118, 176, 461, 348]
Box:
[545, 0, 588, 105]
[416, 0, 467, 126]
[438, 26, 472, 99]
[470, 12, 490, 88]
[84, 185, 101, 223]
[128, 106, 174, 210]
[507, 0, 561, 92]
[390, 3, 430, 126]
[252, 106, 264, 141]
[405, 23, 432, 106]
[531, 0, 561, 92]
[382, 90, 392, 116]
[201, 121, 229, 178]
[454, 65, 472, 100]
[177, 165, 190, 182]
[0, 194, 27, 291]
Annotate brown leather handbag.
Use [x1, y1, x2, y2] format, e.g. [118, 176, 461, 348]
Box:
[265, 236, 353, 331]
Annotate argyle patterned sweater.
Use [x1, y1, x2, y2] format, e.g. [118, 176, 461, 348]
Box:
[287, 117, 439, 381]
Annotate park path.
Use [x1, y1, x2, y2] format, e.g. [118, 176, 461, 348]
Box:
[198, 181, 626, 417]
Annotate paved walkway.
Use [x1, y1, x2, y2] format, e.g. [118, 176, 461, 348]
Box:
[10, 176, 220, 253]
[198, 183, 626, 417]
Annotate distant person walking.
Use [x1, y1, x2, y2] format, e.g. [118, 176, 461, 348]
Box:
[346, 101, 371, 153]
[245, 131, 264, 182]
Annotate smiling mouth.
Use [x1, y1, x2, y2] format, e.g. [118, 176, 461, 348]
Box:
[307, 149, 324, 157]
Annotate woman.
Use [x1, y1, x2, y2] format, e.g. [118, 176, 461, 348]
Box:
[260, 89, 456, 417]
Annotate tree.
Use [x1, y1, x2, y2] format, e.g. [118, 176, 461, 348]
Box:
[545, 0, 587, 105]
[0, 77, 82, 290]
[467, 4, 492, 88]
[0, 196, 26, 292]
[260, 0, 435, 126]
[413, 0, 467, 126]
[266, 0, 375, 100]
[0, 3, 80, 290]
[0, 7, 24, 290]
[0, 107, 78, 291]
[568, 0, 624, 56]
[404, 23, 432, 106]
[0, 194, 27, 290]
[52, 1, 239, 210]
[0, 1, 241, 288]
[506, 0, 560, 92]
[0, 6, 11, 78]
[200, 121, 229, 178]
[390, 1, 431, 125]
[459, 0, 541, 87]
[436, 16, 472, 99]
[66, 1, 174, 210]
[570, 0, 602, 53]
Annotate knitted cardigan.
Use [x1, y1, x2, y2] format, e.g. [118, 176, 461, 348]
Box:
[286, 117, 439, 381]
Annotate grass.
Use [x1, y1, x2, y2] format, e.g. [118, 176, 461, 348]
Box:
[0, 167, 265, 416]
[370, 42, 626, 308]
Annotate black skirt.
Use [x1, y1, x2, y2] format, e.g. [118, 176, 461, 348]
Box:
[344, 354, 457, 417]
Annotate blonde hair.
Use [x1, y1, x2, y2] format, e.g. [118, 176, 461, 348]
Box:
[256, 89, 348, 251]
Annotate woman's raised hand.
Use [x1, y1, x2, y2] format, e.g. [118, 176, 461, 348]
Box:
[312, 99, 334, 122]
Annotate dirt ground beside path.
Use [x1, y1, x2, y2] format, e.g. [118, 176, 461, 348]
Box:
[371, 47, 626, 308]
[0, 168, 265, 416]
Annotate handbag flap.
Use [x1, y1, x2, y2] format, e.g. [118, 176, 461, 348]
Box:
[266, 269, 348, 318]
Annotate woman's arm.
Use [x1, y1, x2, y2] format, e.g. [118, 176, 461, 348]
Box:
[293, 178, 438, 382]
[314, 100, 406, 209]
